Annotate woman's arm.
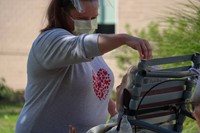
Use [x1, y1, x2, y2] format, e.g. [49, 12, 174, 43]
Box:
[98, 34, 152, 60]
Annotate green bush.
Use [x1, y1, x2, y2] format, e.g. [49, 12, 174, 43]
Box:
[0, 103, 23, 133]
[115, 0, 200, 70]
[0, 78, 24, 104]
[114, 0, 199, 132]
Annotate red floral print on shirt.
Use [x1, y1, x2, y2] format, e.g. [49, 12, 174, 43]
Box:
[92, 68, 111, 101]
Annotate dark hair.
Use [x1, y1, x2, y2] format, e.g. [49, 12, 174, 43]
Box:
[40, 0, 74, 32]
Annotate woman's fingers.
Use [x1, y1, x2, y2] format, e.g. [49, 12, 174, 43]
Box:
[136, 39, 151, 60]
[127, 36, 152, 60]
[143, 39, 152, 59]
[69, 125, 76, 133]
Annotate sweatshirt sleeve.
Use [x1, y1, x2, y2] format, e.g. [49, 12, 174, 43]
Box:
[32, 29, 101, 69]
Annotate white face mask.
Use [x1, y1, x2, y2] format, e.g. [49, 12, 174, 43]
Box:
[72, 18, 98, 35]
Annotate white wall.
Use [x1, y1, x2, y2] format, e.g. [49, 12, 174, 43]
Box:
[0, 0, 49, 90]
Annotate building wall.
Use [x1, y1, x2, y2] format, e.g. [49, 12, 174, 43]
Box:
[0, 0, 49, 90]
[0, 0, 188, 90]
[116, 0, 188, 33]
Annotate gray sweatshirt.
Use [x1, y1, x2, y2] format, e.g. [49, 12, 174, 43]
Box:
[15, 28, 114, 133]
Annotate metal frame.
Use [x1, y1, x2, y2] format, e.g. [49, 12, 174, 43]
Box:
[126, 53, 200, 133]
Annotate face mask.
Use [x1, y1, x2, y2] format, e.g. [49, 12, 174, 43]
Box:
[72, 18, 98, 35]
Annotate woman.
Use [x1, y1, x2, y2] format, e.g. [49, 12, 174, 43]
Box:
[15, 0, 152, 133]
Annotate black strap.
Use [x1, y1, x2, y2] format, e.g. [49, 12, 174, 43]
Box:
[124, 105, 177, 116]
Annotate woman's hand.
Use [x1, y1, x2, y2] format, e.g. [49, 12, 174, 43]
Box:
[124, 35, 152, 60]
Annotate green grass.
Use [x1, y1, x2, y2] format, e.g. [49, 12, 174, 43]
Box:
[0, 103, 198, 133]
[183, 117, 199, 133]
[0, 103, 23, 133]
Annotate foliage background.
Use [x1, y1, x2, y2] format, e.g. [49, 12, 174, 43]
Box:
[0, 78, 24, 133]
[114, 0, 200, 132]
[115, 0, 200, 71]
[0, 0, 199, 132]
